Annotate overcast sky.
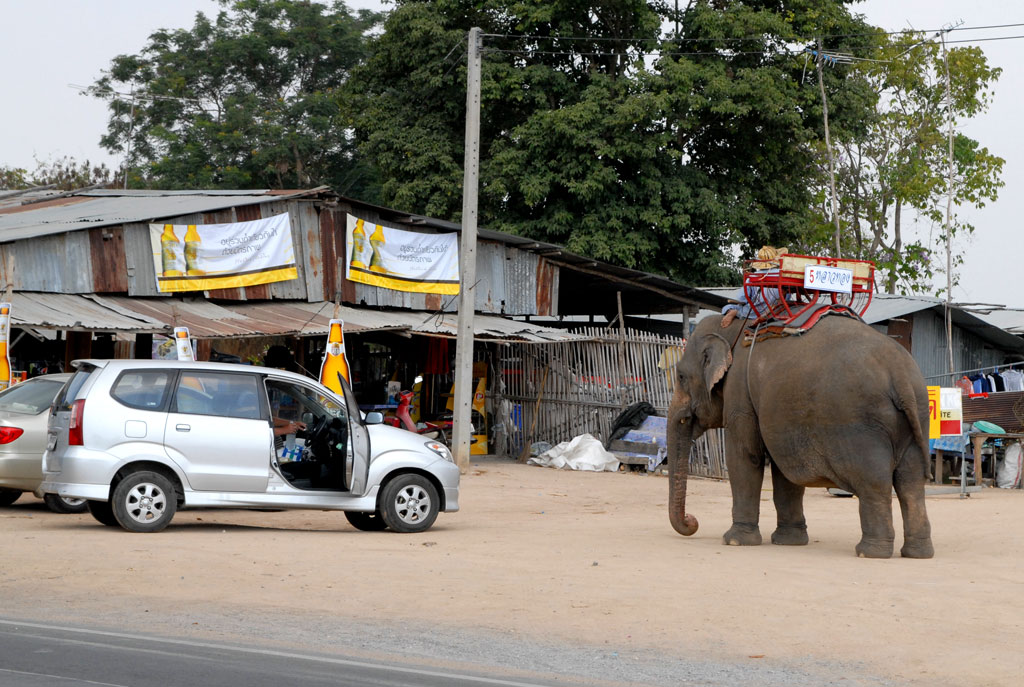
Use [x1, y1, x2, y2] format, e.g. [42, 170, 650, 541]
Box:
[1, 1, 1017, 307]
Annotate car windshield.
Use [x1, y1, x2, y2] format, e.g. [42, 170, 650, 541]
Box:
[0, 378, 65, 415]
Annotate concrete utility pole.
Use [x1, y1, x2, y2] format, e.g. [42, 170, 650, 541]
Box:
[941, 31, 957, 377]
[453, 27, 482, 472]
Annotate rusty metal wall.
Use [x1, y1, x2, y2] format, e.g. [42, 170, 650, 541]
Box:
[963, 391, 1024, 433]
[0, 231, 94, 293]
[2, 195, 559, 317]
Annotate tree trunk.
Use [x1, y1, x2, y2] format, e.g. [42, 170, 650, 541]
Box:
[888, 199, 903, 293]
[667, 416, 699, 536]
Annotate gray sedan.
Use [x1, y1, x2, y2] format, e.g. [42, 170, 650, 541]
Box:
[0, 373, 86, 513]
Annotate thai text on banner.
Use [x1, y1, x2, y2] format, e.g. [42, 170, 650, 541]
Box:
[345, 214, 459, 295]
[149, 213, 298, 293]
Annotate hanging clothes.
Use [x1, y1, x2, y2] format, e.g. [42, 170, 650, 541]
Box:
[1001, 369, 1024, 392]
[424, 338, 451, 375]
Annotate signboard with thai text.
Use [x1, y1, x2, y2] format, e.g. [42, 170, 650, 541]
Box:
[150, 213, 297, 293]
[804, 264, 853, 294]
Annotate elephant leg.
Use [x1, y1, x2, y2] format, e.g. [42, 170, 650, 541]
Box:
[894, 458, 934, 559]
[722, 415, 764, 546]
[769, 461, 808, 546]
[852, 480, 896, 558]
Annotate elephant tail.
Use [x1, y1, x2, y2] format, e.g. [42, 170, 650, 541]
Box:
[893, 379, 931, 480]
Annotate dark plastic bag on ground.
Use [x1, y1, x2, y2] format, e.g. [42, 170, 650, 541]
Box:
[606, 402, 657, 446]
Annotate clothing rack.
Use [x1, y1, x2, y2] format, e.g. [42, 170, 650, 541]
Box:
[924, 361, 1024, 383]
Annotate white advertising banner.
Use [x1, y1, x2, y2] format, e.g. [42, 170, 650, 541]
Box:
[150, 213, 298, 293]
[345, 214, 459, 295]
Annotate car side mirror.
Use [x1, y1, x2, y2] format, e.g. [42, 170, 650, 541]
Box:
[301, 412, 314, 425]
[364, 411, 384, 425]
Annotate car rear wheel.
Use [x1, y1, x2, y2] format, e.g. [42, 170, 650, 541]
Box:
[86, 500, 119, 527]
[379, 474, 439, 533]
[0, 488, 21, 507]
[344, 510, 388, 531]
[43, 493, 89, 514]
[111, 471, 177, 533]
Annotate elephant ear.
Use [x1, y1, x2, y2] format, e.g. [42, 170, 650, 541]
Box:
[702, 333, 733, 392]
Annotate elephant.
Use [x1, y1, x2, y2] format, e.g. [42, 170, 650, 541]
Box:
[667, 313, 934, 559]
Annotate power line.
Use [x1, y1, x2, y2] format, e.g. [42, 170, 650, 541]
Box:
[482, 22, 1024, 44]
[484, 32, 1024, 62]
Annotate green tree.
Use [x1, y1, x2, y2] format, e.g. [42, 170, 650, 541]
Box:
[804, 30, 1003, 294]
[0, 157, 117, 191]
[348, 0, 878, 284]
[91, 0, 381, 194]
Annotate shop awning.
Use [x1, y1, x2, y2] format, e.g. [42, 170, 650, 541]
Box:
[5, 292, 585, 343]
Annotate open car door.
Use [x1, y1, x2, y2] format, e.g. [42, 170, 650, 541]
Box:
[337, 373, 370, 495]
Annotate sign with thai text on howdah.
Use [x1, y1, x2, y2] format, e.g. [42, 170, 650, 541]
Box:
[345, 214, 459, 295]
[149, 213, 298, 293]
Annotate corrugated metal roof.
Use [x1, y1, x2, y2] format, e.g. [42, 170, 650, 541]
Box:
[0, 188, 326, 242]
[969, 308, 1024, 335]
[5, 292, 580, 342]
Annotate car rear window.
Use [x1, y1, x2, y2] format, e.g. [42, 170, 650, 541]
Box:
[173, 372, 262, 420]
[55, 368, 97, 411]
[111, 370, 173, 410]
[0, 378, 65, 415]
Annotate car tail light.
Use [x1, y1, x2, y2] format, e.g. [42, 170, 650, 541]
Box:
[0, 426, 24, 444]
[69, 399, 86, 446]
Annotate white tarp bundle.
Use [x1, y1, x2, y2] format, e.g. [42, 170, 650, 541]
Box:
[997, 441, 1023, 489]
[527, 433, 620, 472]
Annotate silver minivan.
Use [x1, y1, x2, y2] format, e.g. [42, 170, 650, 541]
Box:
[41, 360, 460, 533]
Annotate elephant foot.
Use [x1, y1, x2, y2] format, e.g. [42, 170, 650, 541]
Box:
[771, 525, 809, 546]
[900, 538, 934, 559]
[723, 523, 762, 546]
[855, 538, 894, 559]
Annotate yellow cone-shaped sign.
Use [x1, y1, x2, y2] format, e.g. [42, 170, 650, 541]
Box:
[0, 303, 11, 391]
[320, 319, 351, 394]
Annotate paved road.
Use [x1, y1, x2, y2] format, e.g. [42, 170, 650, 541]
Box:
[0, 619, 563, 687]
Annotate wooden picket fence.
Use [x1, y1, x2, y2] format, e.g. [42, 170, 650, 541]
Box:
[492, 326, 728, 479]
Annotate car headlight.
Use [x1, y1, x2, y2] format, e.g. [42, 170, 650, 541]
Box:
[424, 440, 454, 463]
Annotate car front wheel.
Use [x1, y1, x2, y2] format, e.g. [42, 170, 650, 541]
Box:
[111, 471, 177, 533]
[344, 510, 388, 531]
[44, 493, 89, 514]
[0, 488, 21, 507]
[380, 474, 439, 533]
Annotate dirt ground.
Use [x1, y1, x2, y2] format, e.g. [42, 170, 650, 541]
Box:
[2, 460, 1022, 686]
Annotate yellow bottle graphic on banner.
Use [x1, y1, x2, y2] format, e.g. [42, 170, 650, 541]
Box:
[174, 327, 196, 362]
[368, 224, 387, 273]
[183, 225, 205, 276]
[160, 224, 184, 277]
[319, 319, 351, 394]
[350, 219, 368, 270]
[0, 303, 10, 392]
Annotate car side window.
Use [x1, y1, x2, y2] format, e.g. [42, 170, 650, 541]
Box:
[266, 380, 346, 423]
[110, 370, 173, 410]
[55, 367, 96, 411]
[173, 372, 262, 420]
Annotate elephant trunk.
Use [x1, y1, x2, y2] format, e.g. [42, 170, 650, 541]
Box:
[667, 413, 699, 536]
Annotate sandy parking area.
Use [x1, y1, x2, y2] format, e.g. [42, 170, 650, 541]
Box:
[1, 460, 1021, 685]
